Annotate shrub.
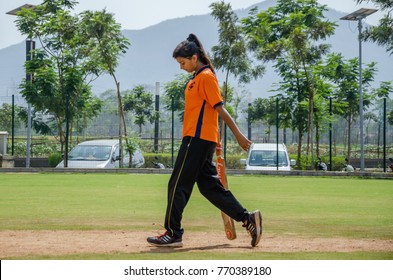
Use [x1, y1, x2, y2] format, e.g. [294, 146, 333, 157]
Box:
[291, 154, 346, 171]
[48, 152, 62, 167]
[144, 153, 174, 168]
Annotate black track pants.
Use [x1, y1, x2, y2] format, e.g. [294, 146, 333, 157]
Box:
[164, 136, 248, 238]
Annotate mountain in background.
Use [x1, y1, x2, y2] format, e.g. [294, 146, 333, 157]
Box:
[0, 0, 392, 100]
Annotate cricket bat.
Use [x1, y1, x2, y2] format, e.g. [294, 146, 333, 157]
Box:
[216, 138, 237, 240]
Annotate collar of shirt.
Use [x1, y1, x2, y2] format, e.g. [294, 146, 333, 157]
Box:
[193, 65, 210, 78]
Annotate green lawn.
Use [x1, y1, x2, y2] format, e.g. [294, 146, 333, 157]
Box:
[0, 173, 392, 259]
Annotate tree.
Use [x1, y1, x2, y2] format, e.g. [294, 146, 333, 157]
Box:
[321, 53, 377, 159]
[163, 73, 191, 122]
[372, 82, 393, 136]
[80, 9, 130, 166]
[230, 86, 249, 124]
[356, 0, 393, 55]
[0, 103, 23, 133]
[210, 0, 264, 100]
[73, 92, 103, 137]
[270, 57, 309, 166]
[242, 0, 336, 164]
[15, 0, 103, 154]
[123, 136, 140, 168]
[210, 1, 264, 145]
[388, 110, 393, 125]
[248, 97, 277, 142]
[123, 85, 157, 136]
[83, 89, 118, 137]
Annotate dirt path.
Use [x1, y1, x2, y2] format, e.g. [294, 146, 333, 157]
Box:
[1, 230, 392, 258]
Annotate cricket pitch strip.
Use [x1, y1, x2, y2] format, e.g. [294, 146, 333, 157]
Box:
[1, 230, 392, 258]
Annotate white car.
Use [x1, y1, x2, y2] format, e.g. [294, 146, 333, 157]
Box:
[240, 143, 296, 171]
[56, 139, 144, 168]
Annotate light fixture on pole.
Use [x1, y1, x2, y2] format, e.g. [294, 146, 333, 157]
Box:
[6, 4, 36, 168]
[340, 8, 378, 172]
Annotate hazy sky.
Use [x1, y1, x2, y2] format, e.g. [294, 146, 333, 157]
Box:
[1, 0, 383, 50]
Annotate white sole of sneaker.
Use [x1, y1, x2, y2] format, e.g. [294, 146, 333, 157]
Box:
[147, 241, 183, 248]
[253, 211, 262, 247]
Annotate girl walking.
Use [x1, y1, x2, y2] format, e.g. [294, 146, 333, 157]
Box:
[147, 34, 262, 247]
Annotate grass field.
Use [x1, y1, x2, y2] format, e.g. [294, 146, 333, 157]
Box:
[0, 173, 392, 260]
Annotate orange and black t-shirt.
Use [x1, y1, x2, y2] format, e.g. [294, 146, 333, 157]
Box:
[182, 65, 223, 144]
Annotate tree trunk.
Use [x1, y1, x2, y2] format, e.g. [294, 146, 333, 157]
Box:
[297, 129, 303, 169]
[315, 124, 320, 158]
[304, 65, 314, 166]
[116, 81, 124, 168]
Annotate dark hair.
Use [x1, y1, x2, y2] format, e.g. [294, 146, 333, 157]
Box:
[172, 33, 215, 73]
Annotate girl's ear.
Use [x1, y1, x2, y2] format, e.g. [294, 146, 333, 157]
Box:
[191, 54, 198, 62]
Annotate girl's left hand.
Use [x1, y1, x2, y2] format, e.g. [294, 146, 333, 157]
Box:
[237, 133, 252, 152]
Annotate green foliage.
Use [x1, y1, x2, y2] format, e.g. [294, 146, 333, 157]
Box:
[123, 136, 141, 168]
[0, 103, 23, 132]
[143, 153, 173, 168]
[242, 0, 337, 167]
[10, 140, 59, 157]
[242, 0, 336, 61]
[13, 141, 27, 156]
[322, 53, 377, 118]
[292, 154, 348, 171]
[163, 73, 191, 121]
[292, 155, 314, 170]
[14, 1, 128, 153]
[389, 109, 393, 125]
[225, 154, 244, 169]
[48, 152, 62, 167]
[249, 97, 277, 123]
[80, 9, 130, 76]
[32, 143, 56, 157]
[123, 85, 157, 135]
[357, 0, 393, 55]
[123, 136, 139, 155]
[79, 8, 130, 145]
[210, 1, 264, 86]
[322, 53, 378, 158]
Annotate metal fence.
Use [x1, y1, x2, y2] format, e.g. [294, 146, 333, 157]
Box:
[1, 93, 392, 160]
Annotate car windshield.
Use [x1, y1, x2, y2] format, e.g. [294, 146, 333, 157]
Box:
[68, 145, 112, 161]
[248, 150, 288, 167]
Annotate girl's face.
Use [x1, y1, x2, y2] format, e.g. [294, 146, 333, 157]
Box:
[175, 54, 198, 73]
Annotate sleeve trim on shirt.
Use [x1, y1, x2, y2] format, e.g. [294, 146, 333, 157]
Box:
[213, 101, 224, 109]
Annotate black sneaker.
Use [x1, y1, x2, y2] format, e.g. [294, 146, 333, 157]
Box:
[147, 231, 183, 247]
[243, 210, 262, 247]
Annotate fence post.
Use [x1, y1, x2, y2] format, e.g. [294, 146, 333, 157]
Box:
[11, 94, 15, 156]
[329, 97, 332, 171]
[383, 97, 386, 172]
[154, 82, 160, 153]
[171, 96, 174, 168]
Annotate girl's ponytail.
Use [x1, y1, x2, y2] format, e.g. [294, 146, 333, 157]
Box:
[187, 34, 215, 74]
[173, 33, 215, 74]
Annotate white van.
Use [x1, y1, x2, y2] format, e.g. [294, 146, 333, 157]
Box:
[56, 139, 144, 168]
[240, 143, 296, 171]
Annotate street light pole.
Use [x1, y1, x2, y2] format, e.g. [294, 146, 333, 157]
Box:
[25, 39, 35, 168]
[7, 4, 36, 168]
[358, 17, 365, 172]
[341, 8, 378, 172]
